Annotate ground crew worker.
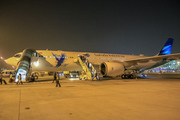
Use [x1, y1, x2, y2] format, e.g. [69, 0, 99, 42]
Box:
[96, 73, 100, 80]
[0, 73, 7, 84]
[16, 74, 23, 85]
[89, 65, 92, 72]
[34, 72, 38, 79]
[56, 72, 60, 80]
[31, 73, 35, 81]
[56, 72, 61, 87]
[9, 73, 13, 83]
[0, 73, 3, 84]
[79, 55, 83, 60]
[82, 56, 86, 63]
[86, 59, 90, 68]
[53, 72, 57, 83]
[92, 73, 95, 81]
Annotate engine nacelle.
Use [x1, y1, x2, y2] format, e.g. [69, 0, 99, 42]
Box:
[101, 62, 125, 77]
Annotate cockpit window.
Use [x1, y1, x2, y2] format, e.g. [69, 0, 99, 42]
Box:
[14, 54, 21, 58]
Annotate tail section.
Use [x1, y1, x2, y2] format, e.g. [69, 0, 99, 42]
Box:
[157, 38, 174, 56]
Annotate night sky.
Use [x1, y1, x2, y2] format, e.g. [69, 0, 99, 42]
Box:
[0, 0, 180, 59]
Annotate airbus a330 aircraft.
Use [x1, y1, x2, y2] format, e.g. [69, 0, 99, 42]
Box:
[5, 38, 180, 81]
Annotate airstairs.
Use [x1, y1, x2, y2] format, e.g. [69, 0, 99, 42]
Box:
[14, 49, 39, 82]
[75, 56, 97, 80]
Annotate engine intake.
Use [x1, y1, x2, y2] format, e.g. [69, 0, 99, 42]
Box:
[101, 62, 125, 77]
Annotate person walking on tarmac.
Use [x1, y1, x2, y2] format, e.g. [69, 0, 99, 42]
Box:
[96, 73, 100, 80]
[16, 74, 23, 85]
[53, 72, 57, 83]
[0, 73, 7, 85]
[56, 72, 61, 87]
[9, 73, 14, 83]
[0, 73, 3, 84]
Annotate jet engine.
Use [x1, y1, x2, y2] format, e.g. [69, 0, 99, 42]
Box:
[101, 62, 125, 77]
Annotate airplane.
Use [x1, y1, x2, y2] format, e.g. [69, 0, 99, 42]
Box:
[5, 38, 180, 81]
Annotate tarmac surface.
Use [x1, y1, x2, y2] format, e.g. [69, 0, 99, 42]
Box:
[1, 75, 180, 120]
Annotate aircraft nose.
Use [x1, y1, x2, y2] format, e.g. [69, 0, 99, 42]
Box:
[5, 57, 17, 66]
[5, 58, 11, 65]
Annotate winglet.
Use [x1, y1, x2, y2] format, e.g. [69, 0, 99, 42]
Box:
[157, 38, 174, 56]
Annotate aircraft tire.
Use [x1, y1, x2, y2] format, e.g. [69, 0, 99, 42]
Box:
[124, 75, 129, 79]
[129, 74, 134, 79]
[121, 74, 125, 79]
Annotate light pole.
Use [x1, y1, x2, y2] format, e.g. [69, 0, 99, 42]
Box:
[177, 61, 180, 72]
[0, 57, 5, 69]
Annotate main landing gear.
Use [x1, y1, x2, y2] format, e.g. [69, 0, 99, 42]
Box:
[121, 74, 135, 79]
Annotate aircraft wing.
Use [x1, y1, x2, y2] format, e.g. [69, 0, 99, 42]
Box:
[124, 53, 180, 65]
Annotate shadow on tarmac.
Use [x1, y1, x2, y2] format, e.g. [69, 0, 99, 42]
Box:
[30, 79, 53, 82]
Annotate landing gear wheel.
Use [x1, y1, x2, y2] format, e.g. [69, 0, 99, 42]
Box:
[124, 75, 129, 79]
[129, 74, 134, 79]
[121, 74, 125, 79]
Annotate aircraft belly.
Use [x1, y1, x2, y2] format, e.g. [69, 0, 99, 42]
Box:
[134, 62, 157, 70]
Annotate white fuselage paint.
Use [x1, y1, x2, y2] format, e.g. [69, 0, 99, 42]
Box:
[6, 50, 159, 72]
